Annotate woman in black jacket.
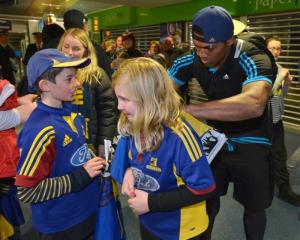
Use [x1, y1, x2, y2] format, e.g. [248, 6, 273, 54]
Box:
[58, 28, 118, 156]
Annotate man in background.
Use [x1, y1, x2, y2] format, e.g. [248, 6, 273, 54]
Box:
[22, 32, 42, 66]
[161, 35, 183, 68]
[266, 36, 300, 206]
[0, 30, 16, 85]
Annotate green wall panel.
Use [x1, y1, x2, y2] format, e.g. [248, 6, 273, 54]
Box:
[88, 0, 300, 30]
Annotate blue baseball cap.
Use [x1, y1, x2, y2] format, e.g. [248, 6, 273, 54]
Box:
[192, 6, 234, 43]
[27, 48, 90, 89]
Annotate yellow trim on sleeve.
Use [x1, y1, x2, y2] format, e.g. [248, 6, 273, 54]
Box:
[19, 126, 55, 175]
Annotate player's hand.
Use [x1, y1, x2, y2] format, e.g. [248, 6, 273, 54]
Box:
[83, 157, 106, 178]
[122, 168, 136, 198]
[128, 189, 149, 215]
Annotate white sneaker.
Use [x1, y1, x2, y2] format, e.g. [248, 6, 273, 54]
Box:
[287, 147, 300, 169]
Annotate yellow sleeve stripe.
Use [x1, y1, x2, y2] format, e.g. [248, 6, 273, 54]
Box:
[19, 126, 55, 175]
[28, 135, 55, 176]
[182, 122, 202, 159]
[172, 122, 202, 162]
[173, 164, 184, 186]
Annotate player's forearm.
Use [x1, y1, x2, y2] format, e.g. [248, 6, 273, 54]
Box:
[185, 92, 268, 121]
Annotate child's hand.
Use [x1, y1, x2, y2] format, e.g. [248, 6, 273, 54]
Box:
[122, 168, 136, 198]
[128, 189, 149, 215]
[83, 157, 106, 178]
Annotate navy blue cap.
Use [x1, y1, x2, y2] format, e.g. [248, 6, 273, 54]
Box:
[27, 48, 90, 89]
[192, 6, 234, 43]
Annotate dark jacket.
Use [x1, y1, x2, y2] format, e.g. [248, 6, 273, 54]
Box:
[22, 43, 40, 66]
[74, 69, 118, 150]
[92, 41, 113, 78]
[0, 44, 16, 85]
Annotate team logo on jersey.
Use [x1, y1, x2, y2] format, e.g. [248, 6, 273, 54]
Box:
[146, 157, 161, 172]
[70, 143, 90, 166]
[63, 134, 72, 147]
[132, 167, 159, 192]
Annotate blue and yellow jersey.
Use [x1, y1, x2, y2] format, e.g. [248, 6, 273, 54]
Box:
[128, 120, 215, 240]
[15, 100, 101, 233]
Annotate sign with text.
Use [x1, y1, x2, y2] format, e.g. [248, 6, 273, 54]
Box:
[0, 19, 12, 30]
[245, 0, 296, 14]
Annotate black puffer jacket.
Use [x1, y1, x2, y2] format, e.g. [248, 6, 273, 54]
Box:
[73, 69, 118, 151]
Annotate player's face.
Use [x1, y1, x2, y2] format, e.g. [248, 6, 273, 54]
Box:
[47, 68, 80, 107]
[267, 40, 281, 61]
[114, 83, 137, 122]
[61, 35, 86, 59]
[193, 39, 229, 68]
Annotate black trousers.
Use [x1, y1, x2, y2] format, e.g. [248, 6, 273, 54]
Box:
[201, 197, 267, 240]
[271, 120, 289, 187]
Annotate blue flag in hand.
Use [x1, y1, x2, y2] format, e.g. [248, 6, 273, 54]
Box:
[111, 137, 130, 184]
[94, 177, 126, 240]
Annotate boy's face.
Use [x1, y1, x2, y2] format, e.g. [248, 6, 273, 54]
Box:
[45, 68, 80, 107]
[114, 82, 137, 122]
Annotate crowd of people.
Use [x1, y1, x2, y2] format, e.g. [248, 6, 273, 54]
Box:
[0, 5, 300, 240]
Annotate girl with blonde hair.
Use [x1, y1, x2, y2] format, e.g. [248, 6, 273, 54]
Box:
[113, 57, 215, 240]
[58, 28, 118, 156]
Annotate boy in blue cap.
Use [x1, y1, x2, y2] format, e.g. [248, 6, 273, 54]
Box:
[168, 6, 275, 240]
[15, 49, 106, 239]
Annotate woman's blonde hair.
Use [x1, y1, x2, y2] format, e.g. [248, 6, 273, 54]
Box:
[112, 57, 182, 153]
[57, 28, 103, 85]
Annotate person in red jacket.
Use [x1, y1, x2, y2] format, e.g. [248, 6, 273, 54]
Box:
[0, 79, 25, 239]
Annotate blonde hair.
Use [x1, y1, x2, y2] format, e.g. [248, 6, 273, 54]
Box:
[57, 28, 103, 85]
[112, 57, 182, 152]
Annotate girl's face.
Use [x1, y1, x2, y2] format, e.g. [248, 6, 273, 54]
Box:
[114, 82, 137, 122]
[61, 35, 86, 59]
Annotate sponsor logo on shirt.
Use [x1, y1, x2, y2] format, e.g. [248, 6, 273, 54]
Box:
[132, 167, 160, 192]
[70, 143, 90, 166]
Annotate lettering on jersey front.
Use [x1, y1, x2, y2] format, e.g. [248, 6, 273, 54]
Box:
[132, 167, 159, 192]
[70, 143, 91, 166]
[72, 87, 84, 105]
[146, 157, 161, 172]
